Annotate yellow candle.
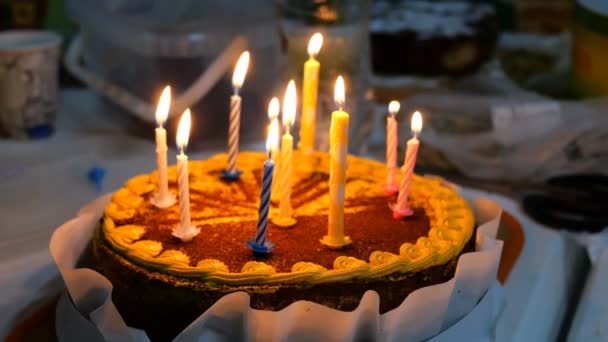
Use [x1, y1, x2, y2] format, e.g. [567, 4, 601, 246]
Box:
[321, 76, 351, 248]
[272, 81, 297, 227]
[299, 33, 323, 155]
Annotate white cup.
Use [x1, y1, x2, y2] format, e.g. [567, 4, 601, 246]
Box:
[0, 30, 62, 139]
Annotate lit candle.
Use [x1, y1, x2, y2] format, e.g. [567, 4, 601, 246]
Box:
[223, 51, 250, 180]
[299, 32, 323, 155]
[151, 86, 177, 208]
[390, 111, 423, 219]
[272, 81, 297, 227]
[172, 109, 200, 242]
[267, 97, 281, 163]
[321, 76, 351, 248]
[268, 97, 282, 198]
[246, 121, 279, 254]
[384, 100, 400, 196]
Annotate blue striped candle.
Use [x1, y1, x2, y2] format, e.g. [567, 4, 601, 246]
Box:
[246, 156, 275, 253]
[246, 112, 279, 254]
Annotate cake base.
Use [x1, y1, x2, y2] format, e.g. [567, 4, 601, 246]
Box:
[89, 224, 473, 341]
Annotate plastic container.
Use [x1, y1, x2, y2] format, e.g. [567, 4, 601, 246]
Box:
[277, 0, 372, 153]
[0, 30, 62, 139]
[572, 0, 608, 98]
[65, 0, 283, 148]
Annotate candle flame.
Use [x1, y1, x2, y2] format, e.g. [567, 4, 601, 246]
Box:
[268, 97, 280, 120]
[176, 109, 192, 151]
[156, 86, 171, 126]
[282, 80, 297, 128]
[307, 32, 323, 57]
[411, 111, 423, 134]
[389, 100, 400, 115]
[334, 75, 345, 108]
[267, 119, 280, 153]
[232, 51, 250, 89]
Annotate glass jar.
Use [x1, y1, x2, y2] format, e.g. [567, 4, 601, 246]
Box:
[276, 0, 372, 154]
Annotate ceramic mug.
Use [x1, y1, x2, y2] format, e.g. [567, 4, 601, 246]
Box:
[0, 30, 62, 139]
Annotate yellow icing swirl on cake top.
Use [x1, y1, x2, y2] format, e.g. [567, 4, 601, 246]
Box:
[102, 151, 474, 285]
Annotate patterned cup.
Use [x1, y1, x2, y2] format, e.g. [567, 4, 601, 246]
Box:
[0, 30, 62, 139]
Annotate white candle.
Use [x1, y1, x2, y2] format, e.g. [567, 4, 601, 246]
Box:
[272, 81, 297, 227]
[224, 51, 250, 179]
[384, 100, 400, 196]
[151, 86, 177, 208]
[268, 97, 281, 163]
[391, 111, 423, 219]
[172, 109, 200, 242]
[268, 98, 282, 199]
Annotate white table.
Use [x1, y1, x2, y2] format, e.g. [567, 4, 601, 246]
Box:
[0, 89, 591, 340]
[486, 192, 587, 342]
[567, 250, 608, 341]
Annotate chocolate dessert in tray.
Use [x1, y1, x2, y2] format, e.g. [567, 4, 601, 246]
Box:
[370, 0, 498, 76]
[92, 151, 474, 340]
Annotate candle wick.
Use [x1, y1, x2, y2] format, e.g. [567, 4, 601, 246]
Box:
[268, 150, 272, 160]
[233, 86, 240, 96]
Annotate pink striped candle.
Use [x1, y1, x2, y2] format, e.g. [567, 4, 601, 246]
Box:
[384, 100, 400, 196]
[390, 111, 422, 219]
[223, 51, 250, 180]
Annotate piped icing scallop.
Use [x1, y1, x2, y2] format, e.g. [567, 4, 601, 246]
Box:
[100, 151, 474, 286]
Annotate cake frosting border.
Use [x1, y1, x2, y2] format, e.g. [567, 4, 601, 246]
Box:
[101, 152, 475, 285]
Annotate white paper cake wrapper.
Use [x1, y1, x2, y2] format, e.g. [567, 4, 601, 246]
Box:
[50, 190, 505, 342]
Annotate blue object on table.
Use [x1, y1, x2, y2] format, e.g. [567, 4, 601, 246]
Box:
[522, 174, 608, 232]
[87, 166, 106, 192]
[221, 169, 242, 181]
[26, 124, 54, 139]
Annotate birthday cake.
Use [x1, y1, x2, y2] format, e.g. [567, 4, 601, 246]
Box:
[91, 151, 474, 341]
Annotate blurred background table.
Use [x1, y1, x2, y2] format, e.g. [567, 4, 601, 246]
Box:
[1, 0, 607, 340]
